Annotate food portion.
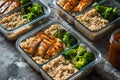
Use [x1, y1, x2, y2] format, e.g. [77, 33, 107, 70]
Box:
[95, 5, 120, 22]
[76, 8, 109, 31]
[64, 45, 95, 69]
[76, 5, 120, 31]
[20, 24, 78, 64]
[22, 4, 44, 21]
[57, 0, 102, 14]
[43, 55, 78, 80]
[43, 44, 95, 80]
[0, 3, 44, 30]
[0, 0, 31, 15]
[0, 12, 27, 30]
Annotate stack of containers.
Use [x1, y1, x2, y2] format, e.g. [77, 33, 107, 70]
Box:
[54, 0, 120, 41]
[0, 0, 103, 80]
[0, 0, 50, 40]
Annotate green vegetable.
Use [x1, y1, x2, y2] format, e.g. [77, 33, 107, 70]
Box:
[76, 46, 86, 56]
[64, 49, 77, 59]
[20, 0, 31, 5]
[73, 56, 88, 69]
[83, 51, 95, 63]
[93, 0, 102, 3]
[28, 4, 44, 16]
[63, 32, 78, 48]
[53, 29, 66, 40]
[23, 4, 44, 21]
[64, 45, 95, 69]
[22, 12, 34, 21]
[95, 5, 119, 21]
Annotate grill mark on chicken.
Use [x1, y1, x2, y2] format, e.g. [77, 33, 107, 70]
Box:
[0, 0, 20, 15]
[0, 0, 7, 7]
[0, 1, 12, 14]
[33, 36, 56, 57]
[4, 0, 20, 14]
[27, 32, 47, 55]
[72, 0, 92, 13]
[63, 0, 80, 12]
[44, 41, 63, 59]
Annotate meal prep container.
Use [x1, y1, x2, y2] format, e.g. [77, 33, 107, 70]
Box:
[16, 20, 101, 80]
[54, 0, 105, 24]
[0, 0, 50, 40]
[54, 0, 120, 41]
[0, 0, 33, 17]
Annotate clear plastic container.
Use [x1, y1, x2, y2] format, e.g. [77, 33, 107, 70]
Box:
[0, 0, 50, 40]
[54, 0, 120, 41]
[16, 20, 101, 80]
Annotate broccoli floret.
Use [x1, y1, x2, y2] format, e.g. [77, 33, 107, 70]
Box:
[76, 46, 87, 56]
[95, 5, 119, 21]
[53, 29, 66, 40]
[73, 51, 95, 69]
[20, 0, 31, 5]
[22, 12, 34, 21]
[83, 51, 95, 63]
[63, 32, 78, 48]
[28, 4, 44, 17]
[22, 4, 44, 21]
[63, 45, 95, 69]
[64, 49, 77, 59]
[73, 56, 88, 69]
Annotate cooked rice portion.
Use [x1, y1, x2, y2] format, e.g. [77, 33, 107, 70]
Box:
[76, 8, 109, 31]
[0, 12, 27, 30]
[43, 55, 78, 80]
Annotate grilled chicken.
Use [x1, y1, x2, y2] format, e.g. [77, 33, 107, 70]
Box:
[4, 0, 20, 14]
[72, 0, 92, 13]
[44, 40, 63, 59]
[20, 32, 47, 55]
[27, 32, 47, 55]
[63, 0, 80, 12]
[0, 0, 7, 7]
[0, 0, 20, 15]
[34, 36, 56, 57]
[0, 0, 12, 15]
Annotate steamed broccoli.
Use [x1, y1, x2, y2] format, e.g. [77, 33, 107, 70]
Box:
[73, 56, 88, 69]
[95, 5, 119, 21]
[64, 49, 77, 59]
[22, 12, 34, 21]
[53, 29, 66, 40]
[83, 51, 95, 63]
[22, 4, 44, 21]
[64, 45, 95, 69]
[20, 0, 31, 5]
[76, 46, 86, 56]
[63, 32, 78, 48]
[28, 4, 44, 17]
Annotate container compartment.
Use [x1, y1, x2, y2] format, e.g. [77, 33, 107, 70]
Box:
[74, 0, 120, 40]
[54, 0, 105, 24]
[0, 0, 50, 40]
[16, 20, 80, 73]
[41, 42, 101, 80]
[54, 0, 120, 41]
